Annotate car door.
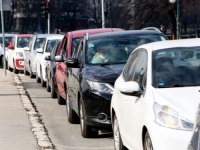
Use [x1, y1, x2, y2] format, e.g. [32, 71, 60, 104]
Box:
[128, 50, 148, 150]
[8, 36, 16, 68]
[57, 37, 68, 98]
[116, 50, 141, 146]
[68, 39, 83, 113]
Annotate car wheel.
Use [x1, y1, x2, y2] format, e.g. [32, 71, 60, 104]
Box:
[24, 66, 29, 75]
[66, 92, 79, 124]
[13, 60, 19, 74]
[36, 72, 41, 83]
[29, 64, 34, 78]
[79, 99, 98, 138]
[2, 56, 8, 69]
[0, 55, 3, 67]
[57, 91, 66, 105]
[144, 131, 154, 150]
[51, 78, 57, 98]
[40, 67, 46, 87]
[113, 115, 126, 150]
[46, 77, 51, 92]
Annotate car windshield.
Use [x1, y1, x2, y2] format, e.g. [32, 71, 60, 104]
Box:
[17, 37, 30, 48]
[0, 37, 12, 47]
[71, 38, 81, 54]
[45, 40, 57, 52]
[152, 46, 200, 88]
[34, 38, 45, 50]
[86, 34, 166, 65]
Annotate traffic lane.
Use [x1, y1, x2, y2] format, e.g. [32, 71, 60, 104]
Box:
[19, 74, 114, 150]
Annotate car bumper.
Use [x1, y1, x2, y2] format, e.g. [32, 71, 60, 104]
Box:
[83, 90, 112, 128]
[148, 121, 192, 150]
[15, 58, 24, 70]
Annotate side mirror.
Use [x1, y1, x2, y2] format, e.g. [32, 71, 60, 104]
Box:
[36, 48, 43, 53]
[116, 81, 142, 97]
[45, 55, 51, 61]
[8, 45, 14, 50]
[65, 58, 79, 68]
[24, 47, 30, 51]
[54, 55, 64, 62]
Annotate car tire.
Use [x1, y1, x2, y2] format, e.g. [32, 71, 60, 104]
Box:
[24, 66, 29, 75]
[46, 77, 51, 92]
[66, 92, 79, 124]
[144, 131, 154, 150]
[51, 78, 57, 98]
[40, 67, 46, 87]
[36, 72, 41, 83]
[57, 91, 66, 105]
[113, 115, 126, 150]
[2, 56, 8, 69]
[29, 64, 34, 78]
[0, 55, 3, 67]
[79, 99, 98, 138]
[13, 60, 19, 74]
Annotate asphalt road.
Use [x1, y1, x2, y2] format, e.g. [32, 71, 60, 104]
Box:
[18, 73, 114, 150]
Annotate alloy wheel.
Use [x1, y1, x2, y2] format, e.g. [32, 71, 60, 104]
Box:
[80, 102, 84, 130]
[66, 94, 70, 119]
[145, 135, 153, 150]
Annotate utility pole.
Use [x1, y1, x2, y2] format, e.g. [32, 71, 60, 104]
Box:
[101, 0, 105, 28]
[47, 0, 50, 34]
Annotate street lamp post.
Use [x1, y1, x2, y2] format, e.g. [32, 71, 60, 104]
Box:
[169, 0, 180, 39]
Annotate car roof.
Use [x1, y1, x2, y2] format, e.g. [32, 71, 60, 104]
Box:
[33, 34, 62, 38]
[70, 28, 123, 38]
[137, 38, 200, 52]
[45, 35, 64, 40]
[87, 30, 164, 39]
[0, 33, 16, 37]
[16, 34, 32, 37]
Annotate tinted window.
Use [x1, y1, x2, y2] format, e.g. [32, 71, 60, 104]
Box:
[133, 50, 148, 89]
[123, 51, 140, 81]
[71, 38, 81, 54]
[17, 37, 30, 48]
[86, 34, 166, 65]
[51, 41, 61, 58]
[152, 46, 200, 88]
[45, 40, 57, 52]
[34, 38, 45, 50]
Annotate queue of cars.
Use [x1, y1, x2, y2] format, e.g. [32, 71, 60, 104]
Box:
[2, 28, 200, 150]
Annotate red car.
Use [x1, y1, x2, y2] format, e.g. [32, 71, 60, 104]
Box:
[54, 28, 123, 104]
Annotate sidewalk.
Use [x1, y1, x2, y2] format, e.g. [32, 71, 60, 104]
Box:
[0, 69, 39, 150]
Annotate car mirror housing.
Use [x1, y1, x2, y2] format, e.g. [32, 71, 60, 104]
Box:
[65, 58, 79, 68]
[24, 47, 30, 51]
[54, 55, 64, 62]
[116, 81, 141, 97]
[45, 55, 51, 61]
[8, 45, 14, 50]
[36, 48, 43, 53]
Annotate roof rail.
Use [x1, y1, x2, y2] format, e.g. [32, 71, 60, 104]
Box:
[85, 33, 89, 40]
[141, 27, 162, 34]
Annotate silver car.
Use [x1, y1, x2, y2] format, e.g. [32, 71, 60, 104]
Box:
[23, 34, 59, 78]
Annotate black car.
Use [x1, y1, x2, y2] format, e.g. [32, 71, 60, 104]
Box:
[64, 30, 168, 138]
[45, 40, 62, 98]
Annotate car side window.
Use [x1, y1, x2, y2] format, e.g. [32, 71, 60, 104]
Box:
[60, 37, 67, 58]
[77, 42, 84, 63]
[123, 51, 140, 81]
[11, 37, 15, 47]
[132, 50, 148, 90]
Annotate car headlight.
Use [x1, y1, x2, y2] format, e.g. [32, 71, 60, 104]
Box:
[153, 103, 194, 130]
[86, 80, 113, 94]
[16, 52, 23, 57]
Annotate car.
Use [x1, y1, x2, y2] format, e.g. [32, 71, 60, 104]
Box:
[45, 39, 62, 98]
[64, 30, 167, 138]
[110, 38, 200, 150]
[23, 34, 58, 78]
[0, 33, 15, 68]
[54, 28, 124, 105]
[35, 35, 64, 87]
[7, 34, 32, 73]
[188, 104, 200, 150]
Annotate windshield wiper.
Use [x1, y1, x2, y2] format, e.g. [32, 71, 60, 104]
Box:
[158, 84, 185, 88]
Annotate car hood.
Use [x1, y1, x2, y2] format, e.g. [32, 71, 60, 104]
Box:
[153, 87, 200, 123]
[83, 64, 125, 83]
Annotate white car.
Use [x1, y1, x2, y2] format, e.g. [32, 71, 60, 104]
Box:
[0, 34, 15, 67]
[35, 35, 64, 87]
[111, 38, 200, 150]
[24, 34, 59, 78]
[7, 34, 32, 73]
